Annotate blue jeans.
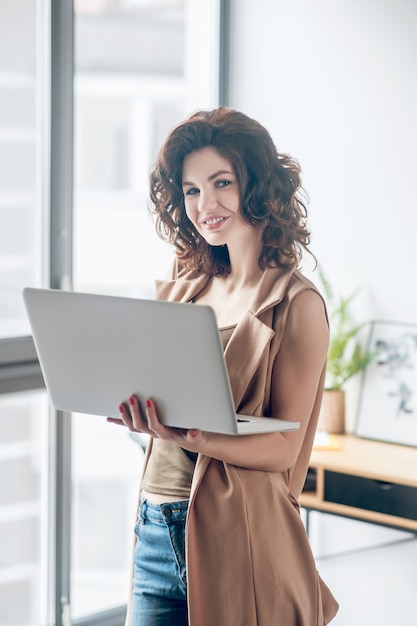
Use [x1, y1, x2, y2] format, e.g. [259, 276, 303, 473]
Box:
[129, 497, 189, 626]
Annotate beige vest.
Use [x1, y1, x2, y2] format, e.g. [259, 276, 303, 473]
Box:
[126, 263, 339, 626]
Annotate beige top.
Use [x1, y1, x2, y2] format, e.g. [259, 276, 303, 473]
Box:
[140, 324, 236, 499]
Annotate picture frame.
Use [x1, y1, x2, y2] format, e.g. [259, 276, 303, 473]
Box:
[355, 320, 417, 447]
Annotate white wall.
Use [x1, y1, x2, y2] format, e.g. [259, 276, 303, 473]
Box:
[227, 0, 417, 326]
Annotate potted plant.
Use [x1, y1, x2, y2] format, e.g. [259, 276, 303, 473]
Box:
[317, 267, 376, 433]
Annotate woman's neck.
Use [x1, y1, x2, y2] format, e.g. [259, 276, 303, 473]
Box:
[225, 238, 264, 291]
[220, 265, 263, 293]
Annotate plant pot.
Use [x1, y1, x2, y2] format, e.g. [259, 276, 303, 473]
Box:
[317, 389, 345, 434]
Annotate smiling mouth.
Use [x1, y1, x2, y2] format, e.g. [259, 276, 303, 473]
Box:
[202, 216, 227, 226]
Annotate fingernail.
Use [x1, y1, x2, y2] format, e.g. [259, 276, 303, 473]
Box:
[118, 404, 124, 413]
[146, 399, 152, 408]
[129, 397, 135, 406]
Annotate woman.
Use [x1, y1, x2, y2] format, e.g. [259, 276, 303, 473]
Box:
[108, 107, 339, 625]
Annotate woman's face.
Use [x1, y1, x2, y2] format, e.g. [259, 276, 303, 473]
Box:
[182, 146, 254, 250]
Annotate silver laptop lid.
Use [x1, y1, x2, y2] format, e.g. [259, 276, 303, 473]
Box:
[23, 287, 240, 434]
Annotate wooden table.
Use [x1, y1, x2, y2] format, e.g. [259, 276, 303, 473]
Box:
[300, 434, 417, 532]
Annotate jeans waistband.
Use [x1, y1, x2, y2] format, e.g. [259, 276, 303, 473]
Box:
[139, 495, 189, 523]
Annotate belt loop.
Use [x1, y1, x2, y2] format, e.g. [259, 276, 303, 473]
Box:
[139, 496, 146, 523]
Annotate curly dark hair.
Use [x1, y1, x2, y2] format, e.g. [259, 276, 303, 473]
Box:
[149, 107, 313, 275]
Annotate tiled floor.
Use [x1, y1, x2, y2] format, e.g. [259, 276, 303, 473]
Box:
[303, 511, 417, 625]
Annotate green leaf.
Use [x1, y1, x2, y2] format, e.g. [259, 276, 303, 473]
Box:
[318, 266, 378, 390]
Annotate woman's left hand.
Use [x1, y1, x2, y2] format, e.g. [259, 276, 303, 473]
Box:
[107, 396, 204, 451]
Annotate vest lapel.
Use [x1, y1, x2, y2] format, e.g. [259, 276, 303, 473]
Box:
[224, 265, 295, 410]
[224, 312, 274, 411]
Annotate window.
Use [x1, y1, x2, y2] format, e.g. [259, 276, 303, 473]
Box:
[0, 0, 49, 623]
[0, 0, 44, 339]
[0, 391, 49, 626]
[0, 0, 222, 624]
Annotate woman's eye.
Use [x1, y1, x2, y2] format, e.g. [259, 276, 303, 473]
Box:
[216, 179, 231, 188]
[184, 187, 199, 196]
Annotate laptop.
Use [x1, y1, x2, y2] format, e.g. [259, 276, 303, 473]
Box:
[22, 287, 300, 436]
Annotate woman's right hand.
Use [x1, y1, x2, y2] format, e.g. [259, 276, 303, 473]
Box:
[107, 395, 153, 435]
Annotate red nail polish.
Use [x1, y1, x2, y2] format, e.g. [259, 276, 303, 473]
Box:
[146, 399, 151, 408]
[118, 404, 124, 413]
[129, 397, 135, 406]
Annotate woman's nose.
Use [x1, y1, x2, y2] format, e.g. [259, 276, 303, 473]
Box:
[198, 188, 217, 211]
